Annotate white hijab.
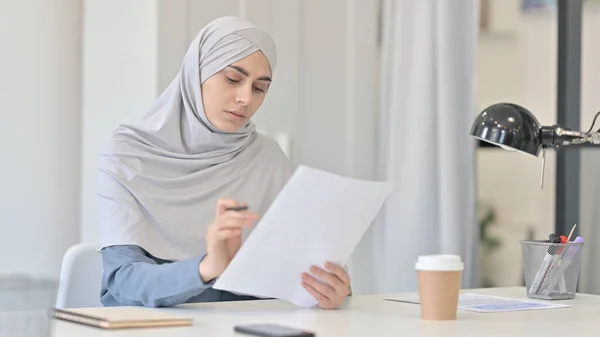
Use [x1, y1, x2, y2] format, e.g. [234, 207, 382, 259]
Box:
[97, 16, 292, 260]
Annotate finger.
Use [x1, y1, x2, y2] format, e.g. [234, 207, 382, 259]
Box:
[302, 273, 336, 300]
[221, 212, 259, 227]
[216, 228, 242, 240]
[301, 281, 324, 301]
[324, 262, 351, 285]
[310, 266, 349, 296]
[222, 211, 259, 221]
[302, 282, 336, 310]
[221, 217, 255, 229]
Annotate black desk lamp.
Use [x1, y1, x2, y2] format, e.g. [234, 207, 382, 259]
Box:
[470, 103, 600, 187]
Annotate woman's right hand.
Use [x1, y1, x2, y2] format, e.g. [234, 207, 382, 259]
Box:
[198, 198, 258, 282]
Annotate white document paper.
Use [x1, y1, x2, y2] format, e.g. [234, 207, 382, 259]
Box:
[386, 293, 570, 313]
[213, 165, 393, 307]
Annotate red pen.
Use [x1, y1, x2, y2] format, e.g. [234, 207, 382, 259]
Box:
[556, 235, 567, 255]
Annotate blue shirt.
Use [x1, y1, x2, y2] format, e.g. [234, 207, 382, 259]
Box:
[100, 245, 260, 307]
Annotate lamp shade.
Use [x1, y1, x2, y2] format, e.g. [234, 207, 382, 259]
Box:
[470, 103, 543, 156]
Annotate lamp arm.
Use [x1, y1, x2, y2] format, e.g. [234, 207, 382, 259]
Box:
[540, 125, 600, 149]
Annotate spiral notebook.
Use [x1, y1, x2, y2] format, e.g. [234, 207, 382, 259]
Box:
[50, 306, 193, 329]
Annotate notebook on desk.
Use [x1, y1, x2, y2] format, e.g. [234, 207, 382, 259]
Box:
[50, 306, 193, 329]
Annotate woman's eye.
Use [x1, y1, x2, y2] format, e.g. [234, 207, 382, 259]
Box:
[226, 76, 239, 83]
[253, 87, 265, 93]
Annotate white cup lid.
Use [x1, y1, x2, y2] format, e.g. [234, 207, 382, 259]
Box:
[415, 255, 464, 271]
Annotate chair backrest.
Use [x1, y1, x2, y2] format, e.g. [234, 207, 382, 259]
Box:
[55, 242, 103, 308]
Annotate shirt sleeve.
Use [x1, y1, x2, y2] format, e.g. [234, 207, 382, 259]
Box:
[101, 245, 214, 307]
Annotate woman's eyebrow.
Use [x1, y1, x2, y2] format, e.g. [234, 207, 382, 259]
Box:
[227, 65, 272, 82]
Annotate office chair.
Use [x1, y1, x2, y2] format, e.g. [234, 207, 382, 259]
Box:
[55, 242, 103, 308]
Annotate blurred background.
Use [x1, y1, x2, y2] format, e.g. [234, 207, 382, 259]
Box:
[1, 0, 599, 298]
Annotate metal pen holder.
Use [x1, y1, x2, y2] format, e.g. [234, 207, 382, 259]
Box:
[520, 240, 584, 300]
[0, 275, 58, 337]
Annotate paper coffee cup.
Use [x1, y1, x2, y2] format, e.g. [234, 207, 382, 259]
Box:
[415, 255, 463, 320]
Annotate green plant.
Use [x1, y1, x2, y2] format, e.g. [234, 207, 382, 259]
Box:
[479, 204, 501, 252]
[478, 202, 502, 287]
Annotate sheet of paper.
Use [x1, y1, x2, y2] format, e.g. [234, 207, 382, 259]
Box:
[213, 165, 393, 307]
[385, 293, 570, 313]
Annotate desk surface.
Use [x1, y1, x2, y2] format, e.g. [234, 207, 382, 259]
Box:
[52, 287, 600, 337]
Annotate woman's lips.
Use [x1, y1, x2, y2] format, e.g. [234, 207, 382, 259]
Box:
[225, 110, 246, 121]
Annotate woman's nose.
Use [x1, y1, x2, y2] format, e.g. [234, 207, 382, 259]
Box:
[235, 86, 252, 106]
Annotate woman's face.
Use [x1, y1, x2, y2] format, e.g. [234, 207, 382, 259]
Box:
[201, 51, 272, 132]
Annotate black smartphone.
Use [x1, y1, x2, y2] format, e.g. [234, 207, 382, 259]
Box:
[234, 323, 315, 337]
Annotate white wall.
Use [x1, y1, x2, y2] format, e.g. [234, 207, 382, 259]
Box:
[157, 0, 191, 93]
[80, 0, 160, 241]
[0, 0, 81, 278]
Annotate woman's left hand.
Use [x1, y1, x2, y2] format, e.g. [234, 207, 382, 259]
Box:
[301, 262, 351, 310]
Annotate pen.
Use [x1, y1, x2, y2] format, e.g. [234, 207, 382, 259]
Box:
[556, 236, 568, 294]
[564, 236, 585, 261]
[529, 234, 561, 295]
[566, 224, 577, 242]
[552, 224, 577, 294]
[540, 236, 585, 296]
[538, 235, 567, 295]
[225, 205, 249, 211]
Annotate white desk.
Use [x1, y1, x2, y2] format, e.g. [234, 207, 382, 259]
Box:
[52, 287, 600, 337]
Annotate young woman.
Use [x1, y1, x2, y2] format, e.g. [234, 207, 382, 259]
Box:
[97, 16, 351, 310]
